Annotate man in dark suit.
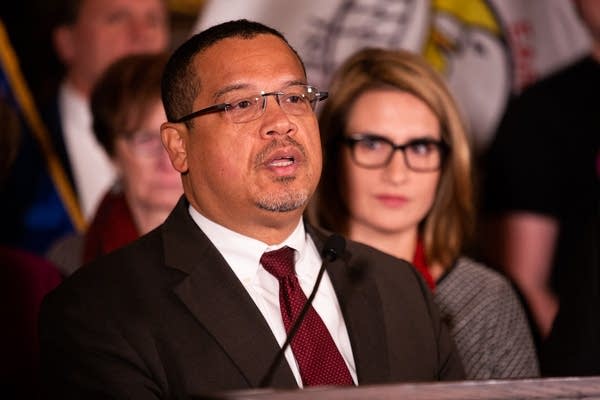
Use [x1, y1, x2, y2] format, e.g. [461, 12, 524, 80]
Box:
[40, 19, 464, 399]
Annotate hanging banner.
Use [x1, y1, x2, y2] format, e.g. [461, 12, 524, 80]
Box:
[194, 0, 590, 152]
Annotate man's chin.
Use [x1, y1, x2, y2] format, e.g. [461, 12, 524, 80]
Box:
[256, 201, 305, 213]
[254, 191, 309, 213]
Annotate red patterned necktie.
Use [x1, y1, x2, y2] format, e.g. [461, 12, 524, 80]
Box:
[260, 246, 354, 386]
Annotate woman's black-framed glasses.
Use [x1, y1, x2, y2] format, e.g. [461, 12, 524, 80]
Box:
[343, 133, 448, 172]
[173, 85, 328, 124]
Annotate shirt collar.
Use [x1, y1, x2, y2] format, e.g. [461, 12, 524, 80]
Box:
[59, 81, 89, 123]
[187, 205, 308, 281]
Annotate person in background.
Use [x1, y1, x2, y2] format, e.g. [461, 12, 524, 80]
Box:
[481, 0, 599, 376]
[40, 20, 464, 398]
[0, 0, 170, 256]
[48, 53, 183, 275]
[49, 0, 170, 220]
[83, 53, 182, 270]
[311, 47, 539, 379]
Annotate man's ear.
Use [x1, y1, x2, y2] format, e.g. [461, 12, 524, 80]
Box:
[161, 122, 189, 173]
[53, 25, 75, 65]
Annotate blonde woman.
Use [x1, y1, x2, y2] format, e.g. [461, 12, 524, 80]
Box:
[312, 48, 539, 379]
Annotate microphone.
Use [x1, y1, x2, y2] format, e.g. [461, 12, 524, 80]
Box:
[258, 234, 347, 388]
[321, 234, 346, 264]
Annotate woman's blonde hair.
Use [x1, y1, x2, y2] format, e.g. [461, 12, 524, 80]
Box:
[312, 47, 474, 267]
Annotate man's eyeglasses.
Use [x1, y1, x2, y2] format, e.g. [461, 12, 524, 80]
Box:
[173, 85, 328, 124]
[343, 133, 448, 172]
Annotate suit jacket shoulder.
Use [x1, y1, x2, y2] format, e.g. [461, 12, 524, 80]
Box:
[41, 197, 297, 398]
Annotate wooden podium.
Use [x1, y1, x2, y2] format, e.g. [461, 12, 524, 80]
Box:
[198, 376, 600, 400]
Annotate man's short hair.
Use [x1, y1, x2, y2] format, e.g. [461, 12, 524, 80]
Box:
[161, 19, 305, 125]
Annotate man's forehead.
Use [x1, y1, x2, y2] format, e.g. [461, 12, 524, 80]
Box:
[196, 34, 297, 63]
[192, 35, 306, 93]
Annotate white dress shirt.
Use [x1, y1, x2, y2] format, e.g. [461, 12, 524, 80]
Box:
[59, 82, 116, 219]
[188, 205, 357, 386]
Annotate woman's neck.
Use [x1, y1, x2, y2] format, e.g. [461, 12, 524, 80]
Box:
[349, 225, 417, 262]
[348, 223, 447, 281]
[129, 202, 171, 235]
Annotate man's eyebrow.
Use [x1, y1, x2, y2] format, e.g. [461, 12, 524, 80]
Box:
[211, 80, 309, 102]
[285, 79, 308, 87]
[212, 84, 251, 102]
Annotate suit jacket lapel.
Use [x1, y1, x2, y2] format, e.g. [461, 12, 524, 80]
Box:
[308, 226, 391, 384]
[160, 205, 388, 387]
[162, 198, 297, 388]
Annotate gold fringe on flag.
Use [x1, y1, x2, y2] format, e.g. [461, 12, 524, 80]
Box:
[0, 20, 86, 233]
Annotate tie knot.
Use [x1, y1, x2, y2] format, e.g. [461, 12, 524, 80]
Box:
[261, 246, 296, 280]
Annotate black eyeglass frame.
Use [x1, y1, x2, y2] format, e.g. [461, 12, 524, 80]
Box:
[342, 134, 449, 172]
[172, 85, 328, 124]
